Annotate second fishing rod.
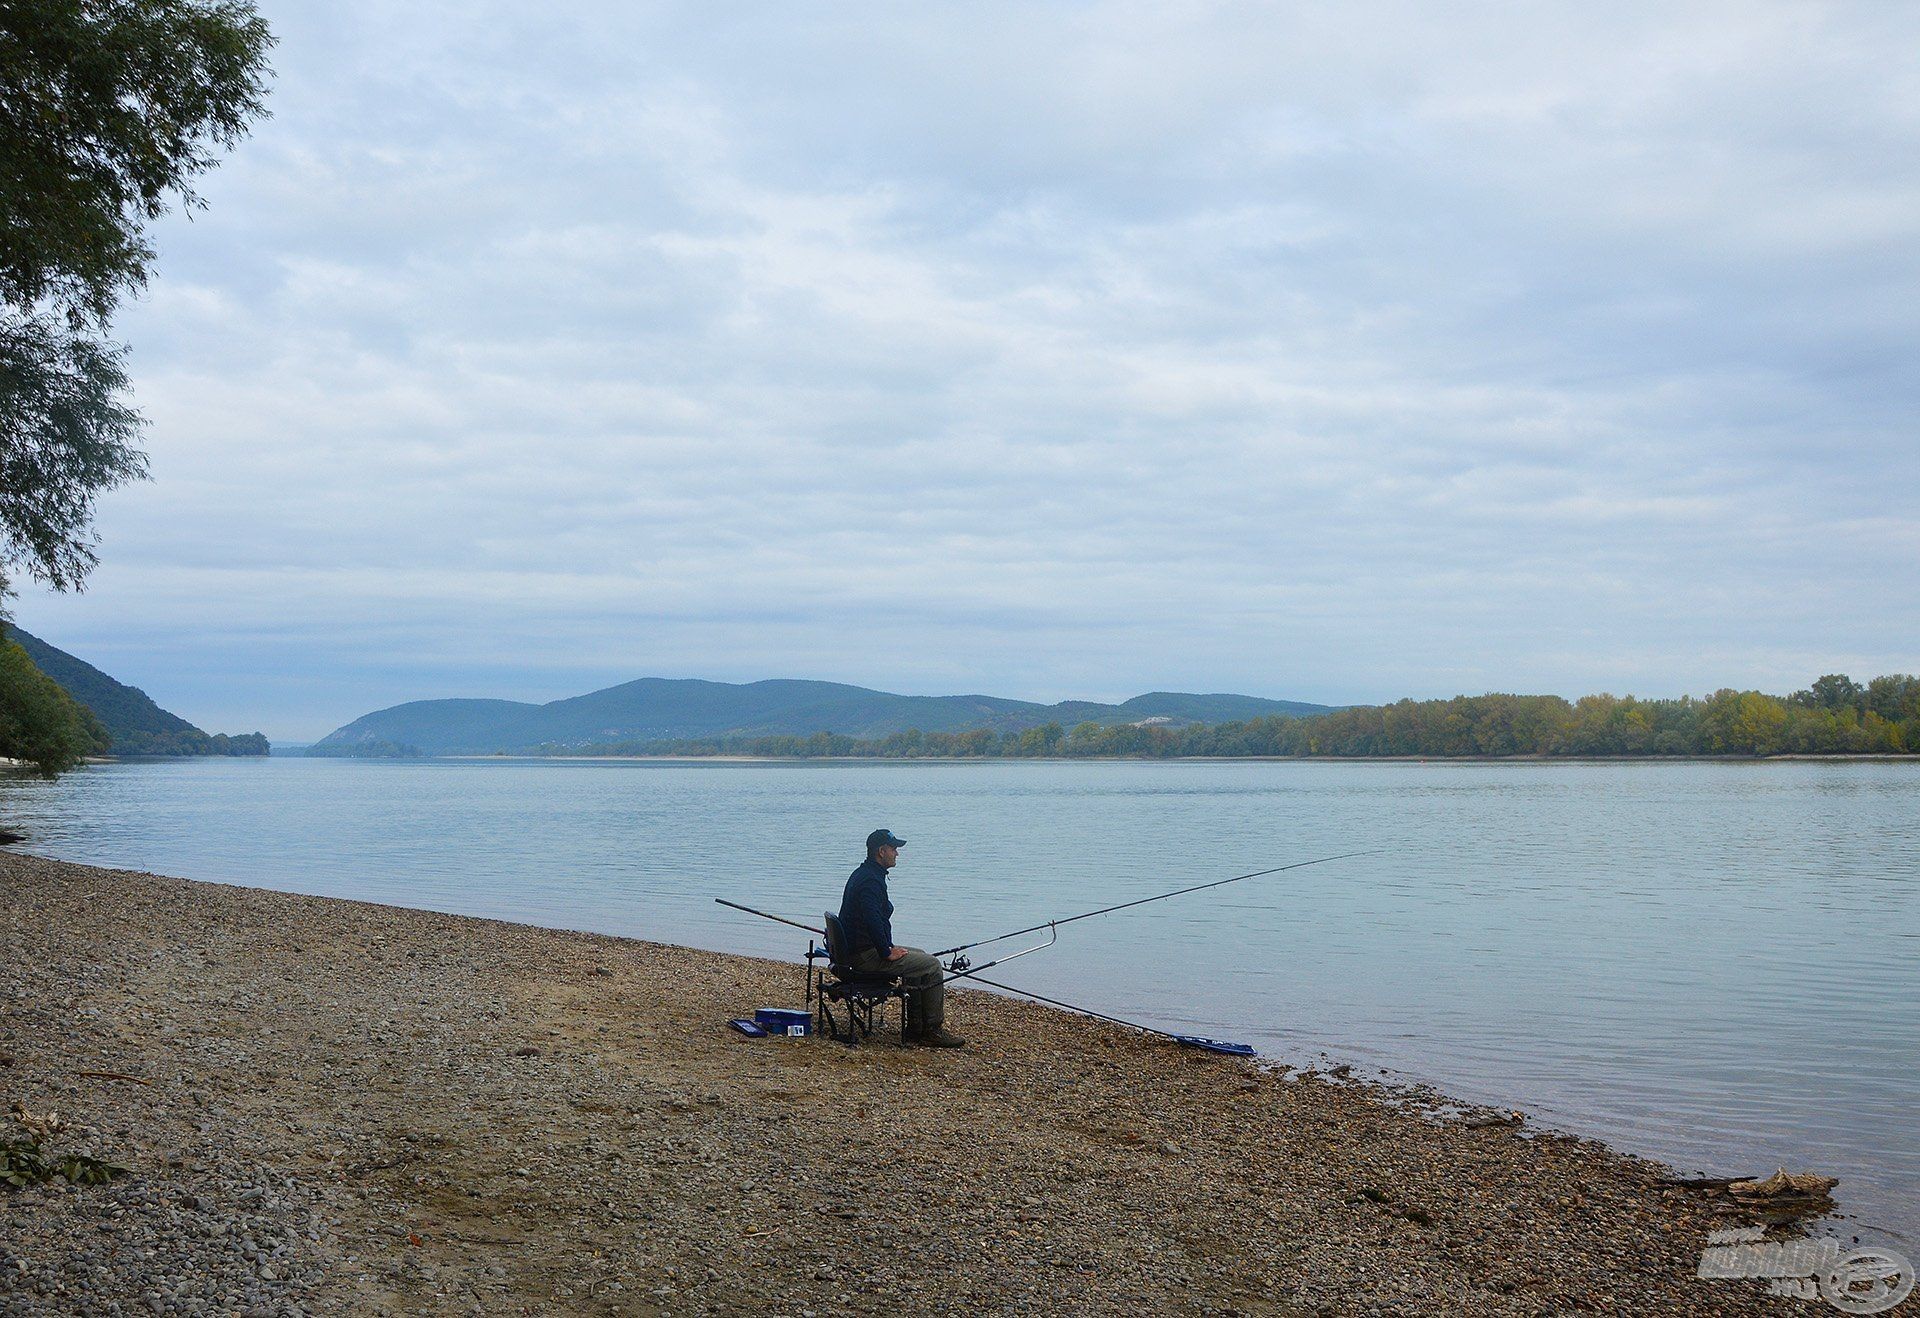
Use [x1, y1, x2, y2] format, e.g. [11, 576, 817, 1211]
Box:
[933, 848, 1380, 969]
[715, 847, 1378, 1055]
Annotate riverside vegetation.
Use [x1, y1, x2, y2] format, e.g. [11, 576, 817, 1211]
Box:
[510, 673, 1920, 761]
[0, 625, 269, 775]
[5, 627, 268, 761]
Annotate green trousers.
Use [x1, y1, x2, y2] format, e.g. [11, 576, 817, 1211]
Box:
[852, 945, 946, 1032]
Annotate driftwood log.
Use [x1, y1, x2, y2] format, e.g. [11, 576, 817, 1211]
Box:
[1665, 1168, 1839, 1222]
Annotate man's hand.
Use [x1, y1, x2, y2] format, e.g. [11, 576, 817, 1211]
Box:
[887, 946, 908, 962]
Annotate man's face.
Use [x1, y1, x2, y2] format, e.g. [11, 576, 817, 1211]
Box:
[876, 844, 899, 868]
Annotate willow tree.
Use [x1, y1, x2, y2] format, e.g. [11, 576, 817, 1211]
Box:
[0, 0, 273, 772]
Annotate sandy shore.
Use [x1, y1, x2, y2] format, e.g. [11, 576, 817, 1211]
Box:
[0, 852, 1806, 1316]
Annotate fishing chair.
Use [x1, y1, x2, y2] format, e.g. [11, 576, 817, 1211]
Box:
[807, 913, 911, 1046]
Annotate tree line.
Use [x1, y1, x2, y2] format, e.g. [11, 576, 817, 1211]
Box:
[1, 624, 271, 771]
[111, 729, 271, 757]
[521, 674, 1920, 761]
[305, 739, 422, 759]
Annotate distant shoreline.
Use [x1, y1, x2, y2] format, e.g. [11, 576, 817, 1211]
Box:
[351, 751, 1920, 765]
[305, 675, 1920, 764]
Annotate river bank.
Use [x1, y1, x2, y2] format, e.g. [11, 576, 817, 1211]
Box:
[1, 852, 1810, 1315]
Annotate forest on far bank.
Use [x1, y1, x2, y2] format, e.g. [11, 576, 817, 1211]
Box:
[512, 673, 1920, 760]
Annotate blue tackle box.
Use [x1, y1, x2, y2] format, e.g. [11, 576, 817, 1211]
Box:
[754, 1007, 812, 1037]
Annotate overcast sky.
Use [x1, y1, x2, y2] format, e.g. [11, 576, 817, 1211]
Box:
[12, 2, 1920, 741]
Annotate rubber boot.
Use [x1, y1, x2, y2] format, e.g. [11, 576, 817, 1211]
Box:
[915, 1026, 966, 1049]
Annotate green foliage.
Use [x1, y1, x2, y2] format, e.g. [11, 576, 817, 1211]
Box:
[0, 634, 109, 774]
[0, 1137, 128, 1188]
[512, 674, 1920, 761]
[0, 0, 274, 325]
[0, 312, 146, 590]
[110, 727, 268, 756]
[5, 625, 267, 755]
[1795, 673, 1863, 712]
[1, 0, 273, 590]
[1699, 689, 1788, 755]
[304, 738, 420, 759]
[1865, 674, 1920, 722]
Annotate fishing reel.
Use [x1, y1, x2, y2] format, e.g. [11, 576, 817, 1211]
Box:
[940, 923, 1055, 981]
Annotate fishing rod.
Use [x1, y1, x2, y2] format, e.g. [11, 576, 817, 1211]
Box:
[714, 897, 1059, 981]
[938, 923, 1055, 982]
[955, 969, 1253, 1055]
[933, 848, 1380, 962]
[714, 897, 822, 936]
[713, 895, 1263, 1055]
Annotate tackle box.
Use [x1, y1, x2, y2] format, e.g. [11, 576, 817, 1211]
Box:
[753, 1007, 812, 1037]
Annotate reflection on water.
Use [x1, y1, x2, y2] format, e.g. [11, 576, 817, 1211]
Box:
[2, 756, 1914, 1240]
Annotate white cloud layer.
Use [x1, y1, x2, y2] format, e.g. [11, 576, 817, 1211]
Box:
[14, 1, 1920, 739]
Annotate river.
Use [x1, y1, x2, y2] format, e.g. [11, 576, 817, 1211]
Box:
[3, 755, 1913, 1242]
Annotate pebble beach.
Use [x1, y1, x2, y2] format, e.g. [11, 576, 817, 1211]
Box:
[0, 851, 1811, 1315]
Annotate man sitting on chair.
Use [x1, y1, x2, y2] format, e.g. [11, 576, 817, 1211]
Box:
[840, 829, 965, 1049]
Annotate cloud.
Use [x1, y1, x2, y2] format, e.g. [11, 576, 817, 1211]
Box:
[13, 0, 1919, 739]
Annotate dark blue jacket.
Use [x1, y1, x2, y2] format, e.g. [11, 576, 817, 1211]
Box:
[838, 859, 894, 958]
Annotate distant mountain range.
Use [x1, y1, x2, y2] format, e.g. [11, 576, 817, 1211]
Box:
[311, 678, 1332, 757]
[8, 628, 269, 757]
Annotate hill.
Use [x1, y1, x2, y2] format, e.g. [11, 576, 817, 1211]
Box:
[7, 628, 269, 757]
[311, 678, 1331, 756]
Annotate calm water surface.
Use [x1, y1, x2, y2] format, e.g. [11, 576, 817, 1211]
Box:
[3, 757, 1914, 1242]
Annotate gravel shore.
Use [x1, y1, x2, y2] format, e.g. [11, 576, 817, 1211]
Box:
[1, 851, 1807, 1315]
